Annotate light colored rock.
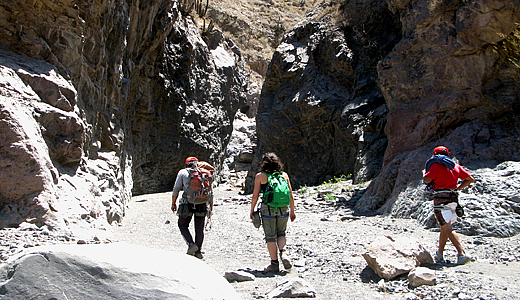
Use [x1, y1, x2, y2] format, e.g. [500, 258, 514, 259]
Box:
[0, 243, 241, 300]
[362, 235, 433, 280]
[267, 278, 316, 298]
[408, 266, 436, 287]
[224, 270, 255, 282]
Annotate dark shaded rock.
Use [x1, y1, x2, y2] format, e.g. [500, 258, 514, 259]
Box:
[128, 18, 248, 195]
[246, 1, 401, 190]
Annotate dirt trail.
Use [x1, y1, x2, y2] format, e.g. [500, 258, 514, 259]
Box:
[113, 185, 520, 300]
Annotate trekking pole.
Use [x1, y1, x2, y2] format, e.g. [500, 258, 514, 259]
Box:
[205, 213, 212, 231]
[205, 206, 212, 231]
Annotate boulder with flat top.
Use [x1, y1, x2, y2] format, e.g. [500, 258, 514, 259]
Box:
[362, 235, 433, 280]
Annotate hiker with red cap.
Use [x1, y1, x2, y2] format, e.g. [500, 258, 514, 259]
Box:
[423, 146, 475, 265]
[171, 156, 214, 259]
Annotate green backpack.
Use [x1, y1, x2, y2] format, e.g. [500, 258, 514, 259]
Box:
[261, 172, 291, 207]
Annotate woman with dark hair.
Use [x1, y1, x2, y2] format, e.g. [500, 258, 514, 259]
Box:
[250, 152, 296, 272]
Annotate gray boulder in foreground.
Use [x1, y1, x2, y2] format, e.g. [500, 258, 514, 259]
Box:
[0, 243, 240, 300]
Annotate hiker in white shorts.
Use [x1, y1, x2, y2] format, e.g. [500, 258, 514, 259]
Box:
[423, 146, 475, 265]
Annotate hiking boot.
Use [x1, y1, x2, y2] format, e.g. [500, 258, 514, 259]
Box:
[457, 254, 472, 265]
[194, 251, 204, 259]
[434, 251, 445, 264]
[187, 243, 199, 256]
[282, 258, 292, 270]
[264, 262, 280, 273]
[279, 249, 292, 269]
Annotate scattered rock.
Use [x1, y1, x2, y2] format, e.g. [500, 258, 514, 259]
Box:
[267, 278, 316, 298]
[408, 267, 436, 288]
[225, 270, 256, 282]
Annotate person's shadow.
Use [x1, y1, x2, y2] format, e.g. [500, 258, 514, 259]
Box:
[238, 268, 289, 278]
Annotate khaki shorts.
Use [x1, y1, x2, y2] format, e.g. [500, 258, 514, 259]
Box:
[260, 203, 289, 243]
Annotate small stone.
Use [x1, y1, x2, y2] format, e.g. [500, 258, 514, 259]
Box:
[267, 278, 316, 298]
[224, 270, 255, 282]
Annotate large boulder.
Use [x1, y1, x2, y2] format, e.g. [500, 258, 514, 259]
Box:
[383, 161, 520, 237]
[0, 243, 241, 300]
[362, 235, 433, 280]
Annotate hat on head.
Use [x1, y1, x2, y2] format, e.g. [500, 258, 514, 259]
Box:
[185, 156, 199, 164]
[433, 146, 450, 155]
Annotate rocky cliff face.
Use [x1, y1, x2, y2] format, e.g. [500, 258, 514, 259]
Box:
[246, 0, 401, 190]
[355, 0, 520, 236]
[0, 0, 247, 232]
[250, 0, 520, 236]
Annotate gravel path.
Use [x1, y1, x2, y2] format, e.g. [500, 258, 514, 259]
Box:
[113, 184, 520, 300]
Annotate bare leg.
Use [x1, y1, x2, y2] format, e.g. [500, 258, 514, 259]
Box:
[267, 242, 278, 260]
[438, 225, 449, 256]
[277, 236, 286, 253]
[440, 222, 465, 256]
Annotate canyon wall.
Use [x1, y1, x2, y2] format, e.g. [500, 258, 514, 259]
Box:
[246, 0, 402, 190]
[0, 0, 247, 232]
[250, 0, 520, 236]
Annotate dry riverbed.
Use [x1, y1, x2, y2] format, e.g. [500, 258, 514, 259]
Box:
[112, 183, 520, 300]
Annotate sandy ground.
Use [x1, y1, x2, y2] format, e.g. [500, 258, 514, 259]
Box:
[113, 185, 520, 300]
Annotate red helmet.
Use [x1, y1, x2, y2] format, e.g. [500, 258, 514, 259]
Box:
[185, 156, 199, 164]
[433, 146, 450, 155]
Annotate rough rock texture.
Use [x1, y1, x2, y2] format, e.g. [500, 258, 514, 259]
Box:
[355, 0, 520, 236]
[224, 270, 255, 282]
[393, 161, 520, 237]
[129, 21, 248, 195]
[0, 243, 241, 300]
[0, 1, 247, 231]
[266, 278, 317, 298]
[408, 267, 436, 288]
[246, 0, 401, 191]
[362, 235, 433, 280]
[247, 0, 520, 236]
[379, 0, 520, 165]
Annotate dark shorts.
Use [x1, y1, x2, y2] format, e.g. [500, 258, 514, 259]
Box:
[260, 203, 289, 243]
[178, 203, 207, 218]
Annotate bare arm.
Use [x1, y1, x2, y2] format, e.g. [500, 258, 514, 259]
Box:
[171, 170, 185, 212]
[283, 172, 296, 222]
[457, 175, 475, 191]
[250, 172, 267, 219]
[171, 195, 178, 212]
[422, 169, 433, 183]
